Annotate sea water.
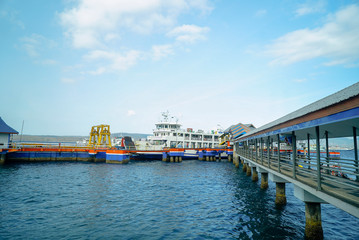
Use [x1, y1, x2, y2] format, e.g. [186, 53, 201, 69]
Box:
[0, 158, 358, 239]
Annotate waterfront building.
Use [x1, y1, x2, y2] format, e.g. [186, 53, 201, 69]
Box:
[220, 123, 256, 145]
[0, 117, 18, 149]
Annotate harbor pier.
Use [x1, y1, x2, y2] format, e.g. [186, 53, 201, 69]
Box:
[234, 82, 359, 239]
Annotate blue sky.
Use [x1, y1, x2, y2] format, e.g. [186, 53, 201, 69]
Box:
[1, 0, 358, 135]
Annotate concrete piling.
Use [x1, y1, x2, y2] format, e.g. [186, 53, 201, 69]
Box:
[234, 156, 239, 168]
[305, 202, 323, 240]
[0, 154, 5, 164]
[243, 162, 247, 172]
[275, 182, 287, 206]
[260, 172, 268, 190]
[246, 164, 252, 176]
[252, 167, 258, 181]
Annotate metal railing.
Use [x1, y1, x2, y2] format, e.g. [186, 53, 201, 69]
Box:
[238, 147, 359, 195]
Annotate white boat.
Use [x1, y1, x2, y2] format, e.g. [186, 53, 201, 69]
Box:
[138, 111, 224, 150]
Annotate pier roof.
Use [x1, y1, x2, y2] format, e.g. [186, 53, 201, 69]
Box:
[237, 82, 359, 141]
[0, 117, 18, 134]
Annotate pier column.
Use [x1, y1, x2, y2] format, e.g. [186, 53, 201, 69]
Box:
[198, 152, 204, 161]
[206, 156, 209, 161]
[242, 162, 247, 172]
[252, 167, 258, 181]
[270, 174, 289, 206]
[246, 163, 251, 176]
[261, 173, 268, 189]
[305, 202, 323, 240]
[162, 152, 167, 162]
[294, 185, 326, 240]
[170, 156, 174, 162]
[275, 183, 286, 206]
[228, 154, 232, 162]
[218, 153, 221, 161]
[234, 156, 239, 168]
[0, 153, 5, 164]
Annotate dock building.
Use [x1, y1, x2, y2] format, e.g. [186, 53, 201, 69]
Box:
[0, 117, 18, 149]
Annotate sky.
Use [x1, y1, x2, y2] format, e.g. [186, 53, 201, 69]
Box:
[1, 0, 359, 136]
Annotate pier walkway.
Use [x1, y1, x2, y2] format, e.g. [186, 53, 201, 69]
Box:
[233, 82, 359, 239]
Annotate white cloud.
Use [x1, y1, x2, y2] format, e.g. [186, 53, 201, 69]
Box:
[127, 110, 136, 116]
[85, 49, 143, 72]
[1, 10, 25, 29]
[295, 0, 326, 16]
[167, 24, 210, 43]
[20, 34, 58, 65]
[59, 0, 212, 49]
[266, 4, 359, 66]
[59, 0, 212, 74]
[151, 44, 174, 61]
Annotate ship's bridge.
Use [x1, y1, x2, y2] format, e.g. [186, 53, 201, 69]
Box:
[155, 122, 181, 131]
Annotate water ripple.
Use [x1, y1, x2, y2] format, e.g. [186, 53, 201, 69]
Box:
[1, 161, 358, 239]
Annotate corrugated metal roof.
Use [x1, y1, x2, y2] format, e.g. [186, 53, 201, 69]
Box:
[239, 82, 359, 139]
[0, 117, 18, 134]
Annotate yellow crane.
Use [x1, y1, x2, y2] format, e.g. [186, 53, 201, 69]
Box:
[88, 124, 112, 148]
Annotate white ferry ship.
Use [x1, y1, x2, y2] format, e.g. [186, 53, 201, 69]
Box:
[136, 112, 223, 150]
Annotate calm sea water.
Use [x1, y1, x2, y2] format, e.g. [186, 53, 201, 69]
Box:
[1, 157, 358, 239]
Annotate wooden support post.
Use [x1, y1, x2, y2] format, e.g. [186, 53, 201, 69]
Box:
[305, 202, 323, 240]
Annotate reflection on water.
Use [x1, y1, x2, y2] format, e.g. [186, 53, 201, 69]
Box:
[0, 160, 358, 239]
